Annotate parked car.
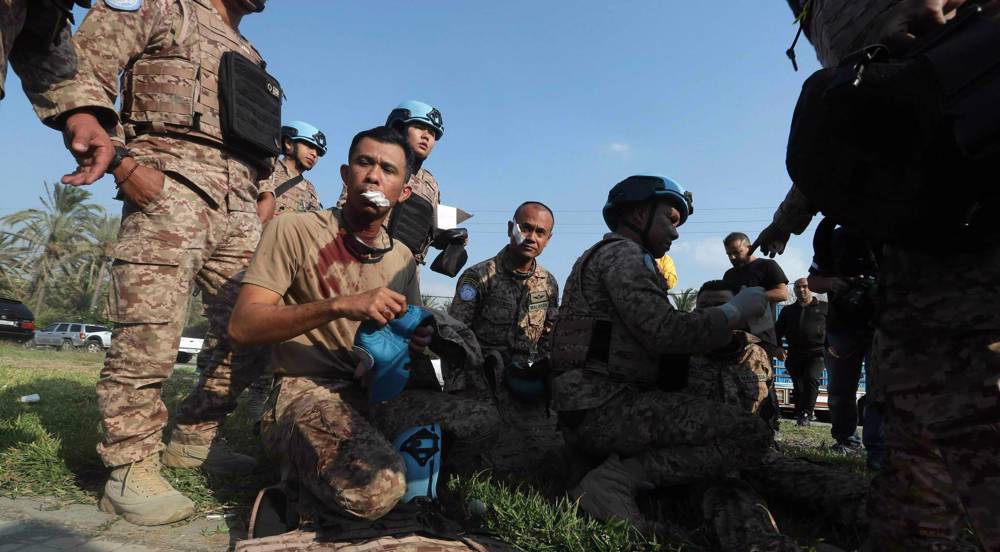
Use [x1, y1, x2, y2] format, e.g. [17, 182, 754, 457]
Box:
[30, 322, 111, 352]
[0, 298, 35, 343]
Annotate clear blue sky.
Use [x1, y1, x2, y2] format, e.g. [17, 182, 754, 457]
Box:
[0, 1, 824, 300]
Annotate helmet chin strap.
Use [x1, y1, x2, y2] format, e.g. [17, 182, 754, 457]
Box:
[622, 202, 660, 252]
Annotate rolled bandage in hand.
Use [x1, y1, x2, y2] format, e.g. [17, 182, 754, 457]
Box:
[362, 190, 391, 207]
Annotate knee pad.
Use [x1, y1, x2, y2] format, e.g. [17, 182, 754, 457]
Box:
[392, 424, 442, 503]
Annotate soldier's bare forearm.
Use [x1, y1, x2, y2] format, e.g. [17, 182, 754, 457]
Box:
[229, 299, 338, 346]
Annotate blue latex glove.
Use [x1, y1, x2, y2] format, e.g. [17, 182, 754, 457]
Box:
[354, 305, 434, 403]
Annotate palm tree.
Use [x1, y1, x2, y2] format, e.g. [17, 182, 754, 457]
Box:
[671, 288, 698, 312]
[80, 214, 121, 311]
[0, 183, 104, 313]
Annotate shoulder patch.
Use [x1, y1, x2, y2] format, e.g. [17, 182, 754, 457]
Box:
[459, 283, 477, 301]
[105, 0, 142, 10]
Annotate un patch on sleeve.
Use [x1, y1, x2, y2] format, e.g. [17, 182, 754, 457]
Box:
[105, 0, 142, 11]
[459, 284, 477, 301]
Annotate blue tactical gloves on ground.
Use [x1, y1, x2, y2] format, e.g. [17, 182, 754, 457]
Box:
[353, 305, 435, 403]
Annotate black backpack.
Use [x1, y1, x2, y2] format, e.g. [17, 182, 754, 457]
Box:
[786, 1, 1000, 244]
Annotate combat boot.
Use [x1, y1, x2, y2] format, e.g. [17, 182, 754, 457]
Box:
[100, 453, 195, 526]
[162, 437, 256, 476]
[570, 453, 656, 533]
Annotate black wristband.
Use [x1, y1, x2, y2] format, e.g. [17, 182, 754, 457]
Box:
[107, 146, 130, 173]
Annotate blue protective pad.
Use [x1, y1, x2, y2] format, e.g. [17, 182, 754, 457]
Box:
[392, 423, 442, 503]
[354, 305, 433, 403]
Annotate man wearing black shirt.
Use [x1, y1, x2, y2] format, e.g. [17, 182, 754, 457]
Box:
[722, 232, 790, 353]
[775, 278, 828, 426]
[808, 218, 882, 463]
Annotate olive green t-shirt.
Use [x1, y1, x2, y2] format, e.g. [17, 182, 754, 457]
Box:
[243, 209, 420, 378]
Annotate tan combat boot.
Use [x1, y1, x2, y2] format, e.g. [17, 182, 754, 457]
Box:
[162, 437, 256, 476]
[100, 453, 195, 526]
[570, 453, 657, 533]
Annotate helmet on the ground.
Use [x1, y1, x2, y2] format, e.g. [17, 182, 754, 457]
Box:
[281, 120, 327, 157]
[239, 0, 266, 12]
[602, 175, 693, 230]
[386, 100, 444, 139]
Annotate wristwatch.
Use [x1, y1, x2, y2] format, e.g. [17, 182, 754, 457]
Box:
[107, 146, 131, 174]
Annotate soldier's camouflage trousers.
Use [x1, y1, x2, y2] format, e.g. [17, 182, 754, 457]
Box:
[262, 376, 501, 522]
[867, 328, 1000, 551]
[697, 450, 870, 552]
[96, 174, 266, 467]
[564, 389, 772, 486]
[234, 530, 513, 552]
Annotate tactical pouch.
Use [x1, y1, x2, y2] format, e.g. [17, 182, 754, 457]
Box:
[550, 318, 611, 372]
[218, 51, 282, 160]
[505, 358, 550, 403]
[13, 0, 75, 53]
[391, 194, 436, 258]
[787, 1, 1000, 243]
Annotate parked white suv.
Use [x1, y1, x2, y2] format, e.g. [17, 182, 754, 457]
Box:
[31, 322, 111, 352]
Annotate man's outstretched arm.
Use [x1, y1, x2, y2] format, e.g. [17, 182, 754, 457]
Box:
[229, 284, 408, 347]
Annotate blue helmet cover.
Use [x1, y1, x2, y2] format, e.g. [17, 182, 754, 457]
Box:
[386, 100, 444, 139]
[353, 305, 434, 403]
[602, 175, 694, 229]
[281, 120, 327, 156]
[393, 423, 442, 503]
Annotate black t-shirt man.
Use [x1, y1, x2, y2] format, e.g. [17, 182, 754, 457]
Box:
[723, 258, 789, 351]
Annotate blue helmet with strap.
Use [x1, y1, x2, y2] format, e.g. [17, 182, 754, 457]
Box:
[353, 305, 434, 403]
[386, 100, 444, 140]
[281, 120, 327, 156]
[602, 175, 694, 230]
[393, 424, 442, 503]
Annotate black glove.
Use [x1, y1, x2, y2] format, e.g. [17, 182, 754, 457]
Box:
[430, 228, 469, 277]
[751, 223, 791, 258]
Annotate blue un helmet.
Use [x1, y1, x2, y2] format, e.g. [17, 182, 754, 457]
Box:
[602, 175, 694, 231]
[281, 120, 327, 157]
[386, 100, 444, 140]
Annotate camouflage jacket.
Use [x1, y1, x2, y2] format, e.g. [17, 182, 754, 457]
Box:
[336, 167, 441, 263]
[448, 246, 559, 363]
[259, 159, 322, 217]
[686, 331, 773, 415]
[1, 0, 78, 110]
[549, 233, 731, 412]
[36, 0, 269, 210]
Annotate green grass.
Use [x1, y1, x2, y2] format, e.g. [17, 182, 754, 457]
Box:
[451, 473, 680, 552]
[0, 343, 275, 513]
[0, 343, 882, 549]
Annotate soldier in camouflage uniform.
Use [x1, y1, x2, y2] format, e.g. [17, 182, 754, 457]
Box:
[2, 0, 118, 186]
[337, 100, 445, 265]
[229, 127, 499, 537]
[689, 280, 866, 552]
[448, 201, 561, 478]
[549, 175, 772, 533]
[38, 0, 277, 525]
[257, 120, 326, 223]
[756, 2, 1000, 549]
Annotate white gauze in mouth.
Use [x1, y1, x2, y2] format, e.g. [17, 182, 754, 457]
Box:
[361, 190, 390, 207]
[510, 220, 525, 245]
